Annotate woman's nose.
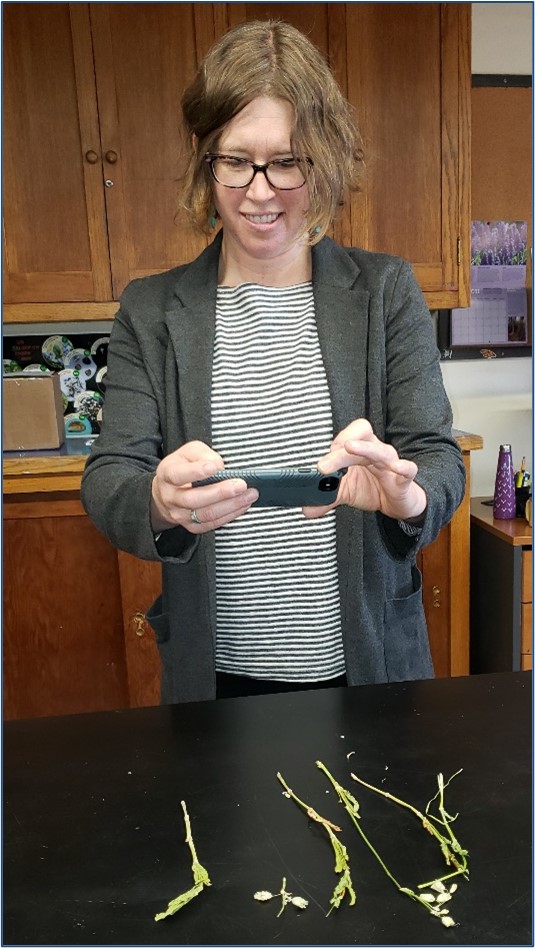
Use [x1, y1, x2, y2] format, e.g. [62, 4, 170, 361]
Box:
[245, 168, 276, 200]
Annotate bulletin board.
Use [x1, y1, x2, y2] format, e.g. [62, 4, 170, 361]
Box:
[471, 80, 532, 284]
[439, 77, 532, 361]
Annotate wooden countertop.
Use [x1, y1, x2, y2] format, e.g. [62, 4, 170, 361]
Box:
[3, 429, 483, 496]
[452, 428, 484, 452]
[471, 496, 532, 546]
[3, 440, 91, 494]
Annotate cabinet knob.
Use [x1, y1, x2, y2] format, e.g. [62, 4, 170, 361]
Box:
[85, 150, 99, 164]
[105, 150, 118, 164]
[104, 179, 114, 188]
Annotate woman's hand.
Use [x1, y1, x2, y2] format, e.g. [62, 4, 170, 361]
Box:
[150, 440, 258, 534]
[304, 419, 427, 521]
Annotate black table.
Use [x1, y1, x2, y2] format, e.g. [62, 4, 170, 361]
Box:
[3, 672, 532, 946]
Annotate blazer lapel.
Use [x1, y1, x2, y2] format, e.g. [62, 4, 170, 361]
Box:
[312, 238, 371, 630]
[163, 235, 222, 445]
[312, 237, 370, 433]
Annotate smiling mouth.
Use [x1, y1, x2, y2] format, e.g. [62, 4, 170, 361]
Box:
[243, 212, 281, 224]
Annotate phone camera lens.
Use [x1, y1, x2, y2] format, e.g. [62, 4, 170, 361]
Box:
[319, 476, 338, 492]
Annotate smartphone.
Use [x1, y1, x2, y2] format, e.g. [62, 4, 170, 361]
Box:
[193, 467, 345, 507]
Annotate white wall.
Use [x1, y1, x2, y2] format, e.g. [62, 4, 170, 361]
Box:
[472, 3, 533, 74]
[442, 359, 532, 496]
[439, 4, 533, 497]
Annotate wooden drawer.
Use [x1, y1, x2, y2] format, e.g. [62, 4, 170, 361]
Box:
[521, 653, 533, 671]
[521, 549, 532, 602]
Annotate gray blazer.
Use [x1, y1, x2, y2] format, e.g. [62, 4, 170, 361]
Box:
[81, 233, 465, 703]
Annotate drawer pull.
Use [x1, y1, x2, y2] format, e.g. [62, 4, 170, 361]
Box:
[134, 611, 145, 637]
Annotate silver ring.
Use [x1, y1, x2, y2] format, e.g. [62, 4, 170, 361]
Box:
[190, 509, 202, 525]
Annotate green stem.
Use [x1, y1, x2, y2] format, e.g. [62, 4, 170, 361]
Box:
[277, 877, 288, 917]
[317, 762, 402, 890]
[316, 762, 448, 917]
[276, 772, 341, 831]
[350, 770, 467, 876]
[277, 770, 356, 911]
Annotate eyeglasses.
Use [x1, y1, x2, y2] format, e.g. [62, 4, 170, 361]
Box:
[204, 154, 313, 190]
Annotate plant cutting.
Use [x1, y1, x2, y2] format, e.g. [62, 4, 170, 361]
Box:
[154, 800, 211, 921]
[277, 771, 356, 914]
[316, 761, 469, 927]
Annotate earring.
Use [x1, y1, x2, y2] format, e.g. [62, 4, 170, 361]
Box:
[209, 207, 218, 229]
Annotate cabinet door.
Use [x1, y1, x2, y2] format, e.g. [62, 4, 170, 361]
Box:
[418, 450, 471, 678]
[2, 3, 112, 303]
[346, 3, 471, 309]
[3, 504, 129, 719]
[89, 3, 210, 298]
[117, 552, 162, 708]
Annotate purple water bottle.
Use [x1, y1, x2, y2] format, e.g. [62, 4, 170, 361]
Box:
[493, 444, 516, 519]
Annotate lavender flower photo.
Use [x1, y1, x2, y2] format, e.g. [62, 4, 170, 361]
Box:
[471, 221, 528, 266]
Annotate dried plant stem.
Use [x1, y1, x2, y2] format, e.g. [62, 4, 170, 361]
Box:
[350, 769, 469, 885]
[277, 771, 356, 913]
[316, 761, 462, 923]
[154, 800, 211, 922]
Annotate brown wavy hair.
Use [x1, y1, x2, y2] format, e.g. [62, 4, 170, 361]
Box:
[179, 19, 363, 243]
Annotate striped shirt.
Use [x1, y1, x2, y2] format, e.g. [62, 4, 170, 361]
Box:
[211, 282, 344, 681]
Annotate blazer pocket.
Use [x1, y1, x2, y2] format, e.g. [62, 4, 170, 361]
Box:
[383, 566, 433, 681]
[145, 594, 170, 645]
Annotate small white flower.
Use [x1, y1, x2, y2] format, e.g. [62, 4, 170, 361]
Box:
[430, 880, 447, 893]
[440, 915, 456, 928]
[420, 893, 436, 903]
[449, 883, 458, 894]
[254, 891, 274, 902]
[290, 897, 309, 910]
[436, 892, 452, 904]
[282, 791, 291, 798]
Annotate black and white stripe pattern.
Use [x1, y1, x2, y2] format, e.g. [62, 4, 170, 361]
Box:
[211, 282, 344, 681]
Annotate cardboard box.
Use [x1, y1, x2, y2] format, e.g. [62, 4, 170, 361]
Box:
[3, 372, 65, 450]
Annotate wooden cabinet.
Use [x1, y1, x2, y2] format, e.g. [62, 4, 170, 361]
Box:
[2, 489, 162, 721]
[417, 430, 483, 678]
[3, 495, 130, 719]
[3, 430, 481, 719]
[3, 2, 470, 321]
[2, 5, 112, 306]
[470, 498, 533, 674]
[345, 3, 470, 308]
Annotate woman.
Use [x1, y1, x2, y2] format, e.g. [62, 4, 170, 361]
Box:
[81, 20, 465, 703]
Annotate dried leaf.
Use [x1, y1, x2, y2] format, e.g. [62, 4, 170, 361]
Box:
[154, 882, 204, 921]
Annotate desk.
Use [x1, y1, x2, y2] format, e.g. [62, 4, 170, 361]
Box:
[470, 498, 532, 673]
[3, 672, 532, 946]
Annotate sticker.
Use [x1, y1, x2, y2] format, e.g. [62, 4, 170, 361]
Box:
[90, 336, 110, 364]
[3, 359, 21, 373]
[64, 413, 93, 436]
[64, 348, 97, 380]
[58, 368, 86, 402]
[21, 363, 52, 374]
[42, 335, 74, 370]
[74, 390, 103, 421]
[95, 366, 108, 395]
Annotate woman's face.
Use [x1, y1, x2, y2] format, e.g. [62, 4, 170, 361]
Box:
[211, 96, 310, 272]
